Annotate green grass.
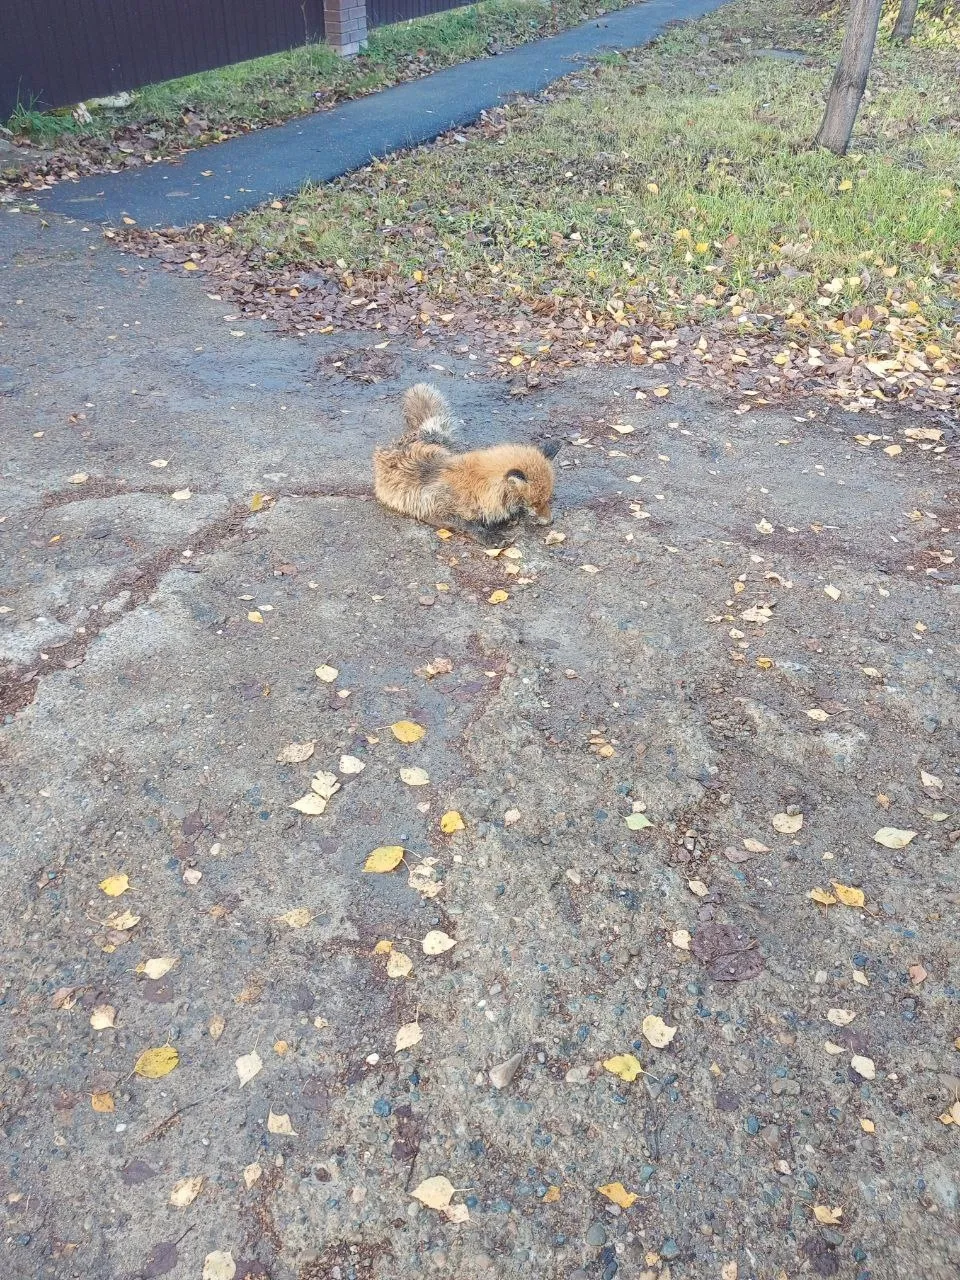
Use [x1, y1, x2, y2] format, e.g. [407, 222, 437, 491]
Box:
[7, 0, 631, 145]
[234, 0, 960, 347]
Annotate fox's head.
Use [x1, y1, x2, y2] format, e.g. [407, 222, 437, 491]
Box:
[504, 440, 560, 524]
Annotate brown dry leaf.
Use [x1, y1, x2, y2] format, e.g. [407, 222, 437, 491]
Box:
[416, 656, 453, 678]
[813, 1205, 843, 1225]
[831, 882, 865, 908]
[938, 1100, 960, 1125]
[743, 838, 771, 854]
[396, 1021, 423, 1052]
[106, 909, 140, 931]
[90, 1004, 116, 1030]
[243, 1162, 263, 1188]
[291, 792, 326, 815]
[170, 1175, 204, 1207]
[772, 812, 803, 835]
[642, 1015, 678, 1049]
[276, 741, 315, 763]
[806, 709, 829, 722]
[391, 720, 426, 743]
[909, 963, 928, 985]
[603, 1054, 644, 1082]
[597, 1181, 638, 1209]
[400, 766, 430, 786]
[267, 1109, 297, 1136]
[874, 827, 916, 848]
[236, 1050, 263, 1087]
[99, 873, 130, 897]
[809, 887, 837, 906]
[851, 1055, 876, 1080]
[141, 956, 176, 980]
[134, 1046, 179, 1079]
[209, 1014, 225, 1041]
[920, 770, 943, 792]
[408, 864, 443, 898]
[422, 929, 456, 955]
[544, 530, 566, 546]
[278, 908, 313, 928]
[315, 664, 339, 682]
[386, 950, 414, 979]
[542, 1185, 561, 1203]
[91, 1091, 115, 1113]
[411, 1176, 455, 1211]
[364, 845, 405, 873]
[827, 1008, 857, 1026]
[440, 810, 465, 834]
[52, 986, 81, 1010]
[687, 878, 709, 897]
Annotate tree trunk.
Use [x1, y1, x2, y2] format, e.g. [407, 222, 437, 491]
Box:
[814, 0, 883, 156]
[891, 0, 918, 40]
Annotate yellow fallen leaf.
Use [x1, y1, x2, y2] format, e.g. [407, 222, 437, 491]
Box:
[267, 1109, 297, 1135]
[278, 908, 313, 928]
[170, 1175, 204, 1207]
[400, 766, 430, 786]
[373, 940, 393, 954]
[509, 355, 525, 367]
[235, 1050, 263, 1086]
[603, 1053, 644, 1082]
[670, 928, 691, 950]
[827, 1008, 856, 1026]
[364, 845, 405, 873]
[642, 1015, 678, 1049]
[860, 1117, 876, 1133]
[91, 1091, 115, 1113]
[938, 1099, 960, 1125]
[409, 864, 443, 898]
[387, 950, 413, 978]
[823, 584, 841, 601]
[646, 181, 660, 194]
[90, 1004, 116, 1030]
[290, 792, 326, 815]
[314, 664, 339, 682]
[396, 1021, 423, 1051]
[106, 909, 140, 931]
[813, 1205, 843, 1225]
[806, 708, 829, 722]
[276, 741, 315, 763]
[809, 887, 837, 906]
[183, 261, 199, 271]
[134, 1045, 179, 1079]
[209, 1014, 225, 1040]
[247, 610, 264, 624]
[422, 929, 456, 955]
[440, 810, 465, 834]
[652, 385, 670, 398]
[99, 873, 130, 896]
[743, 839, 770, 853]
[543, 1185, 561, 1203]
[391, 720, 426, 743]
[310, 771, 340, 799]
[598, 1181, 638, 1208]
[243, 1162, 263, 1188]
[141, 956, 176, 980]
[250, 491, 267, 511]
[837, 178, 853, 191]
[411, 1176, 455, 1210]
[831, 881, 865, 908]
[773, 812, 803, 835]
[756, 656, 774, 670]
[202, 1253, 236, 1280]
[873, 827, 916, 849]
[488, 589, 509, 604]
[851, 1054, 876, 1080]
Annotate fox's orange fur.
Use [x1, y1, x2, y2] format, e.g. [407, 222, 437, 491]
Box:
[373, 384, 559, 536]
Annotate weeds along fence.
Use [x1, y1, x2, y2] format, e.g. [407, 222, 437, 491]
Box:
[0, 0, 469, 120]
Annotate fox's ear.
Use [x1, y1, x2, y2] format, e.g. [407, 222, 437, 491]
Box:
[540, 440, 561, 460]
[505, 468, 528, 485]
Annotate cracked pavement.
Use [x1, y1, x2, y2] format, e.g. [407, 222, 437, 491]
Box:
[1, 214, 959, 1280]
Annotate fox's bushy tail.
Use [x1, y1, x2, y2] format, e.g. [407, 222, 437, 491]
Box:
[402, 383, 453, 445]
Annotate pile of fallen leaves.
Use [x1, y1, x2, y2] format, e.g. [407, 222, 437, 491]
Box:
[118, 212, 960, 420]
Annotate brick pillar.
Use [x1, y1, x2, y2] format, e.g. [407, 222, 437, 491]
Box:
[324, 0, 368, 56]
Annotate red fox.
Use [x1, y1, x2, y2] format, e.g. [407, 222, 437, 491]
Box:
[373, 383, 560, 541]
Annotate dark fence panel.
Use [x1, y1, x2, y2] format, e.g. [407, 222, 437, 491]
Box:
[0, 0, 326, 119]
[368, 0, 472, 32]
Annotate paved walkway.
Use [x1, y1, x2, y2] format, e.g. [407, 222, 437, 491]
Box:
[39, 0, 728, 228]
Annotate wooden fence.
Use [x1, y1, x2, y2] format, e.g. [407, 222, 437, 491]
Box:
[1, 0, 468, 121]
